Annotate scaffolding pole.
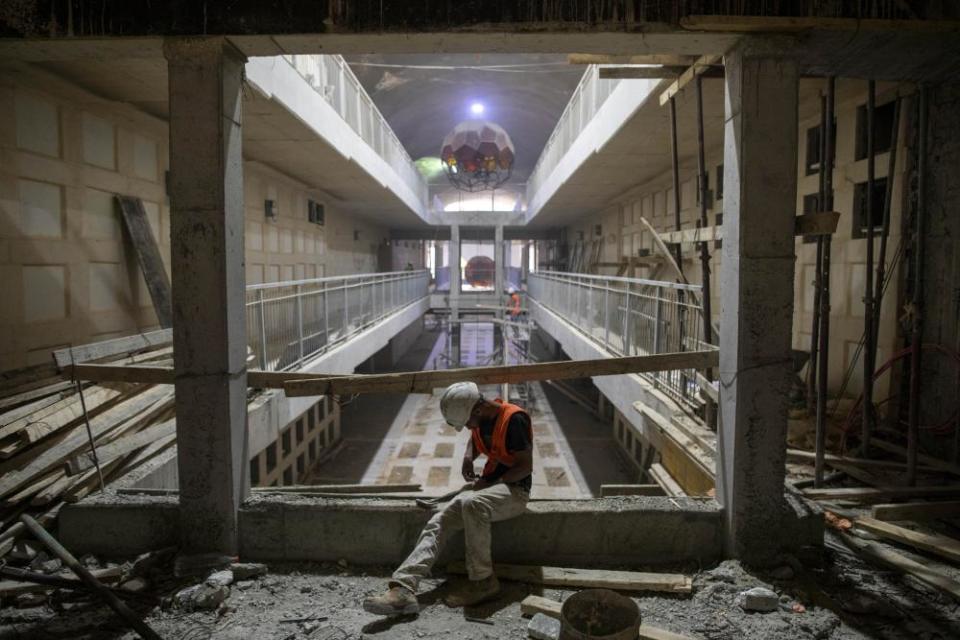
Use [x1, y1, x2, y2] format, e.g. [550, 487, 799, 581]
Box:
[907, 87, 928, 486]
[694, 75, 716, 429]
[668, 95, 688, 401]
[808, 93, 827, 418]
[863, 80, 877, 454]
[815, 77, 836, 488]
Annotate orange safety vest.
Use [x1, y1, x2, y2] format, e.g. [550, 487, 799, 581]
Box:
[471, 399, 532, 476]
[509, 293, 521, 318]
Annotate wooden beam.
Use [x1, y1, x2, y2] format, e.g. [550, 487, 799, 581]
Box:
[659, 54, 722, 106]
[116, 196, 172, 328]
[52, 330, 172, 370]
[679, 15, 960, 33]
[520, 595, 695, 640]
[284, 350, 719, 397]
[600, 484, 665, 497]
[598, 66, 685, 79]
[64, 364, 338, 389]
[840, 532, 960, 603]
[803, 485, 960, 502]
[568, 54, 697, 66]
[648, 463, 687, 497]
[449, 562, 691, 593]
[658, 212, 841, 245]
[870, 439, 960, 477]
[786, 448, 936, 472]
[871, 501, 960, 522]
[252, 483, 421, 494]
[855, 517, 960, 564]
[63, 419, 176, 476]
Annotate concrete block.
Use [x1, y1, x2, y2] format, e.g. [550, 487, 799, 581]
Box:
[528, 613, 561, 640]
[58, 495, 179, 556]
[738, 587, 779, 612]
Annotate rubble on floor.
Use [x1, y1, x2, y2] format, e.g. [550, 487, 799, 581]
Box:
[1, 544, 958, 640]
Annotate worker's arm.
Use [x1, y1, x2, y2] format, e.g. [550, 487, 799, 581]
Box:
[498, 447, 533, 483]
[461, 438, 477, 481]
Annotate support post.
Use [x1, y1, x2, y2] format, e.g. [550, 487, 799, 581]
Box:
[907, 87, 928, 486]
[165, 38, 249, 554]
[695, 75, 717, 429]
[863, 80, 876, 454]
[450, 224, 461, 367]
[716, 44, 799, 562]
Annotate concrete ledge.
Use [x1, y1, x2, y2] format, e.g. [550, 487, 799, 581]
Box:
[59, 493, 722, 566]
[59, 494, 180, 557]
[241, 494, 724, 567]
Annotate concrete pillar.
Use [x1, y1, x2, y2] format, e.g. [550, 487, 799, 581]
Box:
[521, 241, 531, 285]
[165, 38, 249, 554]
[449, 225, 461, 366]
[716, 43, 799, 563]
[433, 242, 443, 283]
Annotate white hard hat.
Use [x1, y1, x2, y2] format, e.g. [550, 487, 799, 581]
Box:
[440, 382, 481, 431]
[507, 286, 516, 294]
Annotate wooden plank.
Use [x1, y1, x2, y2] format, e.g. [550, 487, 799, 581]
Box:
[600, 484, 665, 497]
[52, 329, 172, 370]
[285, 350, 719, 397]
[0, 381, 74, 412]
[67, 364, 337, 389]
[252, 483, 421, 494]
[872, 501, 960, 522]
[449, 563, 691, 594]
[679, 15, 960, 33]
[694, 372, 718, 403]
[659, 54, 722, 106]
[803, 485, 960, 502]
[840, 532, 960, 602]
[786, 448, 938, 472]
[658, 212, 840, 246]
[648, 463, 687, 497]
[637, 403, 715, 476]
[568, 54, 698, 66]
[109, 432, 176, 483]
[870, 439, 960, 478]
[599, 66, 685, 79]
[116, 196, 172, 327]
[855, 517, 960, 564]
[64, 418, 176, 475]
[0, 387, 171, 500]
[520, 596, 694, 640]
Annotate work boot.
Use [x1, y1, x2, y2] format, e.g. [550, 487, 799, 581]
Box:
[444, 575, 500, 608]
[362, 585, 419, 616]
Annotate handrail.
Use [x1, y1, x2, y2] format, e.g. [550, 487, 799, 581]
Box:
[531, 270, 703, 292]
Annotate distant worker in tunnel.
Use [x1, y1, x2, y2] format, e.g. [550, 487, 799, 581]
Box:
[507, 286, 522, 320]
[363, 381, 533, 615]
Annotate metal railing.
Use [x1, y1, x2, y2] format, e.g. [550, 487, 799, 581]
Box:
[528, 271, 715, 408]
[526, 65, 621, 205]
[246, 270, 430, 372]
[282, 55, 428, 209]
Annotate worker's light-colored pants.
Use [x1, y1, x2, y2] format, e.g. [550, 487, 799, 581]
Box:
[391, 483, 529, 592]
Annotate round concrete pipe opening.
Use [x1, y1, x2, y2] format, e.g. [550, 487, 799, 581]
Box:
[559, 589, 641, 640]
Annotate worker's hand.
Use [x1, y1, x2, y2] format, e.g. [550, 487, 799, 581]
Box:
[461, 458, 477, 482]
[472, 477, 492, 491]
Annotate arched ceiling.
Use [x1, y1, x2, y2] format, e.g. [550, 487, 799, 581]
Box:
[343, 54, 584, 189]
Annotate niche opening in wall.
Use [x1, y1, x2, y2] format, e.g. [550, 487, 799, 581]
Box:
[264, 199, 277, 220]
[308, 199, 325, 225]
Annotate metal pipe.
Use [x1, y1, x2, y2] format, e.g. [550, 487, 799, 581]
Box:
[907, 86, 928, 486]
[695, 75, 716, 428]
[863, 80, 876, 454]
[815, 78, 836, 488]
[669, 95, 688, 398]
[808, 93, 827, 416]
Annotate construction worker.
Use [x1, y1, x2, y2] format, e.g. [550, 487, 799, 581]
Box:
[362, 381, 533, 615]
[507, 286, 522, 320]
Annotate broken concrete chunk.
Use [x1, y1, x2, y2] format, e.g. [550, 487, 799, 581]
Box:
[528, 613, 561, 640]
[10, 541, 39, 562]
[175, 583, 230, 611]
[39, 559, 63, 574]
[738, 586, 780, 613]
[207, 570, 234, 588]
[120, 577, 150, 593]
[14, 592, 48, 608]
[230, 562, 268, 580]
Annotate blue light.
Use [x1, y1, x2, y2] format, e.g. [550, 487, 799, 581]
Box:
[470, 102, 485, 115]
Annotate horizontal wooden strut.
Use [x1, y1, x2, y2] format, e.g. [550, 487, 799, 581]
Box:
[283, 350, 719, 397]
[64, 351, 719, 398]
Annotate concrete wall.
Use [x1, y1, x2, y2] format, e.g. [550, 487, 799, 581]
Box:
[0, 65, 388, 372]
[250, 397, 340, 487]
[563, 79, 910, 401]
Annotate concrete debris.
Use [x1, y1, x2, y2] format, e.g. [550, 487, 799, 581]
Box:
[527, 612, 561, 640]
[738, 586, 780, 612]
[10, 541, 38, 562]
[14, 593, 47, 608]
[120, 577, 150, 593]
[131, 547, 177, 576]
[79, 554, 99, 569]
[230, 562, 268, 580]
[206, 570, 234, 588]
[174, 553, 235, 578]
[235, 580, 255, 591]
[174, 583, 230, 611]
[39, 559, 62, 575]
